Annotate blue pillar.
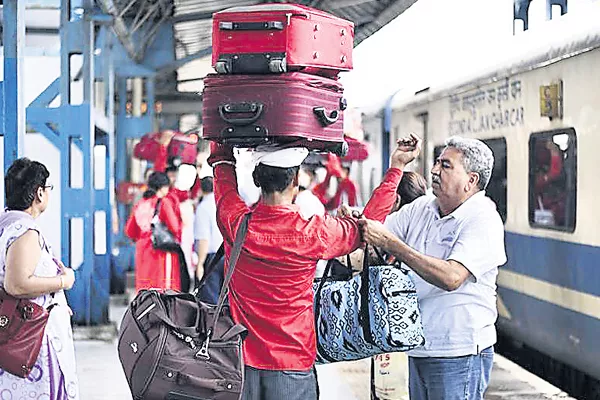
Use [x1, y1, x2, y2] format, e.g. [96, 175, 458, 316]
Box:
[59, 0, 109, 325]
[115, 77, 129, 242]
[546, 0, 567, 20]
[3, 1, 26, 172]
[514, 0, 531, 32]
[92, 32, 115, 318]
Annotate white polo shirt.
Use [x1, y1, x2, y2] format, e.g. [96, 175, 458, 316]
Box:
[384, 191, 506, 357]
[194, 193, 223, 254]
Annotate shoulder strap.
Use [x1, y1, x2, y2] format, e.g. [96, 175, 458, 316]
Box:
[153, 199, 162, 217]
[209, 213, 251, 335]
[193, 243, 225, 294]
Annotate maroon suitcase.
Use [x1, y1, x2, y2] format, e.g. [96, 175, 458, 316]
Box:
[202, 72, 348, 155]
[212, 4, 354, 77]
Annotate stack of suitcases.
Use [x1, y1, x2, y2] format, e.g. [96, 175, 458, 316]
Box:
[202, 4, 354, 155]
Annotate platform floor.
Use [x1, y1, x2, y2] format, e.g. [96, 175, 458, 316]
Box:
[75, 302, 576, 400]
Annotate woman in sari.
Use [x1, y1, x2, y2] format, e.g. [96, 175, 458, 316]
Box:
[0, 158, 79, 399]
[125, 172, 183, 292]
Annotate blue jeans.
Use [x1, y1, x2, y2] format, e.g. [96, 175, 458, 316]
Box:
[197, 253, 224, 305]
[242, 366, 318, 400]
[409, 346, 494, 400]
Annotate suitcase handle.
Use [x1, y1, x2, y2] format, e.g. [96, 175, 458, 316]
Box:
[219, 21, 284, 31]
[218, 103, 264, 126]
[313, 107, 340, 127]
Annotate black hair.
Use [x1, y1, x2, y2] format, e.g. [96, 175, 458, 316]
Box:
[252, 163, 299, 194]
[200, 176, 214, 194]
[397, 171, 427, 208]
[165, 165, 179, 174]
[5, 158, 50, 211]
[143, 172, 170, 199]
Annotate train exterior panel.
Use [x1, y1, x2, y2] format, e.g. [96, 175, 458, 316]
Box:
[388, 14, 600, 382]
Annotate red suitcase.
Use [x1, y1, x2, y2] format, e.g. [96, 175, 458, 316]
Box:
[133, 132, 199, 164]
[202, 72, 348, 155]
[343, 135, 370, 162]
[212, 4, 354, 77]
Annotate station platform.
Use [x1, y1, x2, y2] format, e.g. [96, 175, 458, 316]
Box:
[75, 301, 575, 400]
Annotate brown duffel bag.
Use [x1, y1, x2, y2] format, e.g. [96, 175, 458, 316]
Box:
[118, 214, 250, 400]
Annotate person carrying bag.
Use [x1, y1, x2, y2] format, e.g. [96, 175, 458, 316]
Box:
[118, 213, 251, 400]
[151, 199, 192, 292]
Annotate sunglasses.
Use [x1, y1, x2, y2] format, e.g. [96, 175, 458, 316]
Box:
[43, 184, 54, 191]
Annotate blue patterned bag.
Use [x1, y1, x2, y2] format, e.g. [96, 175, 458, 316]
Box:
[313, 247, 425, 364]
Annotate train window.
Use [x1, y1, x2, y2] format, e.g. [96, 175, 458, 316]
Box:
[528, 129, 577, 232]
[432, 140, 507, 222]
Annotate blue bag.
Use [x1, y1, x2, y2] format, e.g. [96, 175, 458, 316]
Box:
[313, 246, 425, 364]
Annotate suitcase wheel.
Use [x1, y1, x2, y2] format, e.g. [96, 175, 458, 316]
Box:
[215, 60, 230, 74]
[268, 58, 287, 73]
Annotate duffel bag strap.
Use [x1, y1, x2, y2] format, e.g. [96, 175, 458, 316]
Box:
[143, 291, 200, 337]
[198, 213, 251, 358]
[360, 245, 374, 343]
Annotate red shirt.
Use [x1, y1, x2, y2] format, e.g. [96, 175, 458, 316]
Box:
[214, 164, 402, 370]
[326, 177, 358, 210]
[154, 144, 201, 201]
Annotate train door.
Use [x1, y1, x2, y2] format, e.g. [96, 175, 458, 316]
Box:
[483, 138, 507, 223]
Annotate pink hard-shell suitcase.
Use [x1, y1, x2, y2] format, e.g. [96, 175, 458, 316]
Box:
[201, 72, 348, 155]
[211, 4, 354, 77]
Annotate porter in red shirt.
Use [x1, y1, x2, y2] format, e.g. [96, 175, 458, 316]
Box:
[210, 144, 407, 371]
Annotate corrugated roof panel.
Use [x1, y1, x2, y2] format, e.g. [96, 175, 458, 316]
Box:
[168, 0, 419, 85]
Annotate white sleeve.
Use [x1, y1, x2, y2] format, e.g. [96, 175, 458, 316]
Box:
[447, 215, 507, 281]
[384, 207, 410, 242]
[194, 204, 211, 241]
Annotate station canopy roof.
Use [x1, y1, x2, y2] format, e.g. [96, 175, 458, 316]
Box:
[5, 1, 417, 109]
[109, 0, 419, 94]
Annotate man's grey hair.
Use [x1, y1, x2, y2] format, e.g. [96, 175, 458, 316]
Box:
[444, 136, 494, 190]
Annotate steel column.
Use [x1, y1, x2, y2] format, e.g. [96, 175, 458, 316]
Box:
[93, 32, 116, 306]
[58, 0, 110, 325]
[3, 1, 26, 172]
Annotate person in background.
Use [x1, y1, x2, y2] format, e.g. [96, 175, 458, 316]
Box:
[0, 158, 79, 399]
[191, 151, 210, 202]
[148, 131, 192, 290]
[359, 136, 506, 400]
[312, 153, 344, 208]
[295, 166, 326, 220]
[125, 172, 183, 292]
[194, 176, 224, 304]
[294, 166, 328, 278]
[369, 170, 427, 400]
[313, 155, 359, 211]
[326, 162, 359, 210]
[392, 171, 428, 214]
[207, 134, 420, 400]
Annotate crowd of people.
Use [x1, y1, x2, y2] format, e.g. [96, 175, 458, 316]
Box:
[0, 131, 506, 400]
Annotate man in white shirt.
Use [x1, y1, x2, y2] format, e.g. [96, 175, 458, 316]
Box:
[359, 136, 506, 400]
[194, 176, 224, 304]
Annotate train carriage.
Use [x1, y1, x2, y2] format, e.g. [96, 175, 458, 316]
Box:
[387, 11, 600, 394]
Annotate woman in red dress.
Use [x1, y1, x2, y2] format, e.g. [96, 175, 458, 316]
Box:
[125, 172, 183, 292]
